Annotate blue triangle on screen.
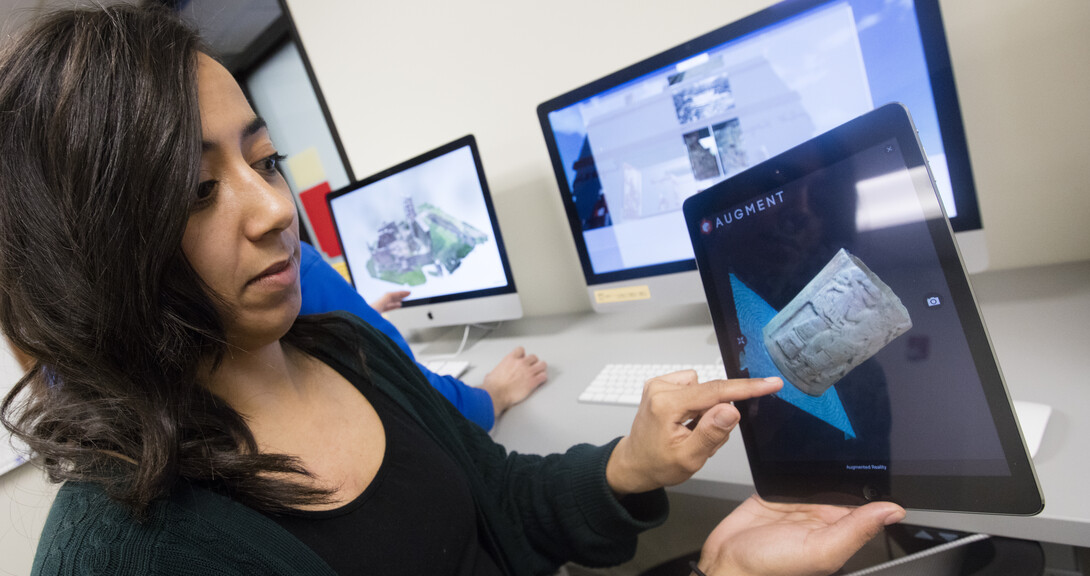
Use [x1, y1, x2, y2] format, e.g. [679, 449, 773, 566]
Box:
[730, 274, 856, 438]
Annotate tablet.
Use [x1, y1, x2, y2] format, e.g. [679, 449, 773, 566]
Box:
[682, 103, 1043, 514]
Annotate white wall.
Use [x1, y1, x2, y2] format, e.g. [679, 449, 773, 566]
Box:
[285, 0, 1090, 317]
[938, 0, 1090, 273]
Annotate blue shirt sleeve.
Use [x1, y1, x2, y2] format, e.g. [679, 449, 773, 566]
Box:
[297, 242, 495, 430]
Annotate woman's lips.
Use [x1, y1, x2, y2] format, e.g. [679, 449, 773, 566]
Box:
[248, 256, 296, 289]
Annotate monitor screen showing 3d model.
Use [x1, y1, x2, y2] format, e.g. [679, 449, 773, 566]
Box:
[538, 0, 986, 312]
[684, 104, 1041, 514]
[327, 135, 521, 329]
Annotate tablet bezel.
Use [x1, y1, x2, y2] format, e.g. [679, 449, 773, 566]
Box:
[682, 103, 1043, 514]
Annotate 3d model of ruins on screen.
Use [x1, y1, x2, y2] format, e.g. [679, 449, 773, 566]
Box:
[366, 195, 488, 287]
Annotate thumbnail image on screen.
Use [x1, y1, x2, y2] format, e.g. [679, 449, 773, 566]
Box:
[330, 145, 511, 303]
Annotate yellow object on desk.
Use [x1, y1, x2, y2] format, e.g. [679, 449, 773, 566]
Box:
[332, 261, 351, 283]
[593, 285, 651, 304]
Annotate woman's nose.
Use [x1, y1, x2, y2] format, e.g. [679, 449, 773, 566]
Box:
[241, 174, 295, 240]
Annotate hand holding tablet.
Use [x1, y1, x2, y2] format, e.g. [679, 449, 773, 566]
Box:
[697, 495, 905, 576]
[683, 104, 1043, 514]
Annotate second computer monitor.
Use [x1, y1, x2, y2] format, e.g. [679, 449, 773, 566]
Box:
[327, 135, 522, 330]
[538, 0, 986, 312]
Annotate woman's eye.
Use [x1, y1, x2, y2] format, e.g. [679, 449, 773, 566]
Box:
[192, 180, 217, 210]
[257, 153, 286, 174]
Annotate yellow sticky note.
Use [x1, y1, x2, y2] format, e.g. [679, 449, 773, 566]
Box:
[594, 285, 651, 304]
[284, 148, 326, 191]
[331, 261, 351, 283]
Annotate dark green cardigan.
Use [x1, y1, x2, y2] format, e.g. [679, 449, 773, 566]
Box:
[31, 313, 668, 575]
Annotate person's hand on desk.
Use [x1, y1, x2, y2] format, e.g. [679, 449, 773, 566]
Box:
[480, 346, 548, 418]
[372, 290, 411, 313]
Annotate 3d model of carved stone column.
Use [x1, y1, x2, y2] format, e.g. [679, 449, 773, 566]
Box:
[763, 249, 912, 396]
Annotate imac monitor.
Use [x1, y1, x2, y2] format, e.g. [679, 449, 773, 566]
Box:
[537, 0, 985, 312]
[327, 135, 522, 330]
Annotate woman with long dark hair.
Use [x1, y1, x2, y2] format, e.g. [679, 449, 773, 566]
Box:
[0, 5, 902, 575]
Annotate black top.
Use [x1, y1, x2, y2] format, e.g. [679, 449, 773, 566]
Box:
[33, 312, 669, 576]
[269, 377, 503, 576]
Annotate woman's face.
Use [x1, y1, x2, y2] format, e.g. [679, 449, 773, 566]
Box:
[183, 54, 301, 351]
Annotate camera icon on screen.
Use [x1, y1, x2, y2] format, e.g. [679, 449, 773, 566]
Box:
[925, 294, 942, 308]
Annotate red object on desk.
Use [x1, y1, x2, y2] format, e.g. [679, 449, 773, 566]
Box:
[298, 181, 342, 258]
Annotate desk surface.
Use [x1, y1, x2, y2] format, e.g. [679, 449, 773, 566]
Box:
[410, 260, 1090, 548]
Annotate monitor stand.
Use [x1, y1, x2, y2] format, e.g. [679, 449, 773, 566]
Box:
[406, 322, 500, 358]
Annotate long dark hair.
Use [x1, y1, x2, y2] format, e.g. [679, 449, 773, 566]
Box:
[0, 4, 353, 514]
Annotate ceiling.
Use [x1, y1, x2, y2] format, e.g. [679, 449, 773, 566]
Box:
[0, 0, 281, 63]
[179, 0, 282, 63]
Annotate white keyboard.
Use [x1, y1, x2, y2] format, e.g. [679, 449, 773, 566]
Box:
[579, 363, 727, 406]
[421, 359, 470, 379]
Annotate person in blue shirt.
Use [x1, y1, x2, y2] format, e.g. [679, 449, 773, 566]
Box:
[298, 241, 546, 430]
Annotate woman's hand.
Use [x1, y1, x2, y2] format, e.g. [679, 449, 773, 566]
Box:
[696, 495, 906, 576]
[605, 372, 782, 495]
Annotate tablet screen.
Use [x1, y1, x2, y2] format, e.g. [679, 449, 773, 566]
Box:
[683, 104, 1042, 513]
